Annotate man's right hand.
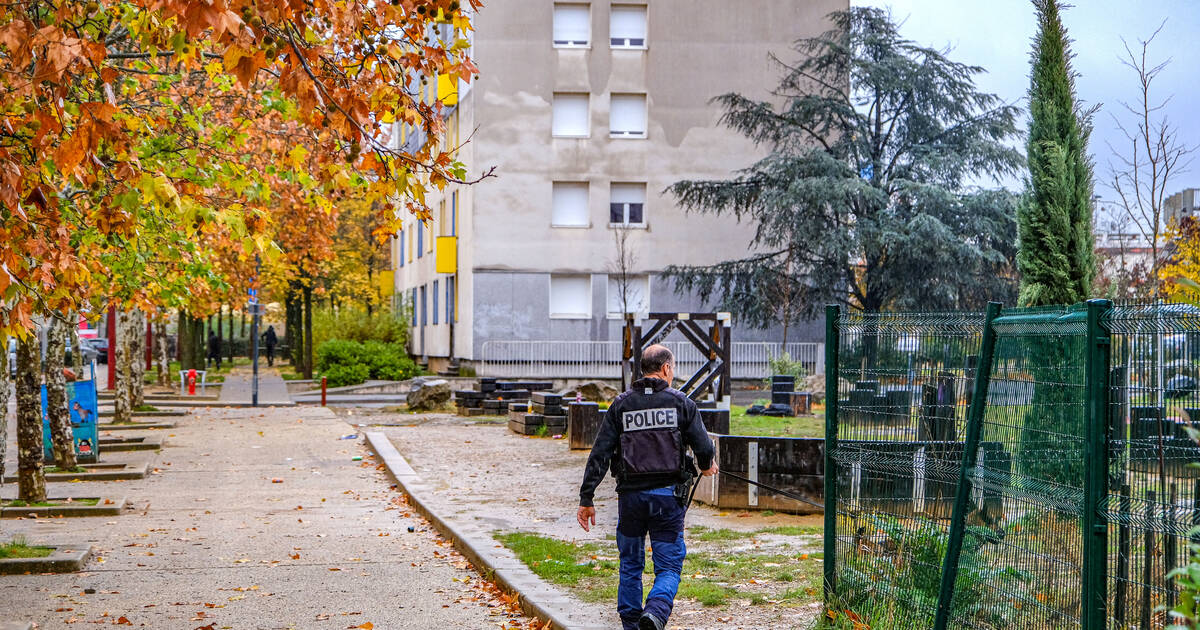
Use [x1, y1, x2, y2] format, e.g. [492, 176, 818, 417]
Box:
[577, 505, 596, 532]
[702, 461, 719, 477]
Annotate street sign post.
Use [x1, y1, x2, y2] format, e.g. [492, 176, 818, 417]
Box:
[250, 256, 260, 407]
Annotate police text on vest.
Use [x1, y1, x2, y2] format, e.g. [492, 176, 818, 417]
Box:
[622, 408, 678, 432]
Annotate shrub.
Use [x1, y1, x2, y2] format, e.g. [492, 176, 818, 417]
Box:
[322, 363, 371, 388]
[315, 338, 418, 387]
[312, 305, 410, 349]
[765, 352, 808, 389]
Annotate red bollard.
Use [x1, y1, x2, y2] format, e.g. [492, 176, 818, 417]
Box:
[321, 377, 327, 407]
[187, 369, 197, 396]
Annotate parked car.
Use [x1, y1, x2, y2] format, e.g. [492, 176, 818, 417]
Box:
[90, 337, 109, 363]
[67, 337, 101, 366]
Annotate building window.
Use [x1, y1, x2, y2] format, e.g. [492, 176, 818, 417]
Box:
[553, 93, 589, 137]
[609, 94, 646, 138]
[451, 191, 458, 237]
[427, 221, 434, 253]
[549, 275, 592, 319]
[432, 280, 439, 325]
[420, 285, 427, 326]
[607, 274, 649, 316]
[417, 222, 424, 258]
[552, 182, 590, 227]
[439, 199, 449, 236]
[553, 3, 590, 47]
[610, 183, 646, 225]
[398, 229, 404, 267]
[411, 288, 418, 326]
[446, 276, 455, 323]
[408, 227, 414, 262]
[610, 5, 646, 48]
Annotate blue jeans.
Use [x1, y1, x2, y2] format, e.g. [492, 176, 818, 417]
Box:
[616, 487, 687, 630]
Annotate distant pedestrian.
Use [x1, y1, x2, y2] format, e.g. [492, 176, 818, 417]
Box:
[263, 326, 278, 367]
[207, 331, 221, 370]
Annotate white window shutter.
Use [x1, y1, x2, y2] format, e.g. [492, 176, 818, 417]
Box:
[610, 94, 646, 137]
[610, 6, 646, 47]
[553, 93, 589, 137]
[550, 275, 592, 318]
[553, 4, 590, 46]
[552, 182, 589, 226]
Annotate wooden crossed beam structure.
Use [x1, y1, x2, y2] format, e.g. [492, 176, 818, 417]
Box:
[622, 312, 732, 406]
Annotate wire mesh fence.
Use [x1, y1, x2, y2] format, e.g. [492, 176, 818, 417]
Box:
[830, 310, 985, 628]
[825, 301, 1200, 630]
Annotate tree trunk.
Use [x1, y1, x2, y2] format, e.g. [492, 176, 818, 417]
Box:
[44, 317, 77, 469]
[113, 309, 132, 423]
[0, 339, 10, 484]
[303, 283, 314, 379]
[178, 310, 191, 369]
[133, 311, 146, 406]
[240, 309, 246, 339]
[156, 322, 170, 386]
[68, 311, 84, 373]
[285, 284, 301, 368]
[15, 335, 46, 503]
[227, 303, 234, 364]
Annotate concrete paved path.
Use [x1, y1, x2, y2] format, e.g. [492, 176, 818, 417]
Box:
[0, 405, 536, 629]
[218, 366, 294, 406]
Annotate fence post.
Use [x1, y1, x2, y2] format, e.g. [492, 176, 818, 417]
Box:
[1082, 299, 1112, 630]
[933, 301, 1001, 630]
[823, 305, 840, 602]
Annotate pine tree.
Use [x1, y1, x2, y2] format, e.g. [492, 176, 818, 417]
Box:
[666, 8, 1023, 325]
[1017, 0, 1096, 307]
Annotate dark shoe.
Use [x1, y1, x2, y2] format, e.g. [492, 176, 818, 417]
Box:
[638, 613, 664, 630]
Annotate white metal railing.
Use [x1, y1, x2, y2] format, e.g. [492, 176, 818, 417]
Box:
[479, 340, 823, 380]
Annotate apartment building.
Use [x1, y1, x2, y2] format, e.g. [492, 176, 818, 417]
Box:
[392, 0, 843, 372]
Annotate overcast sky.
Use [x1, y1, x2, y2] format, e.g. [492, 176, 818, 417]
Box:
[855, 0, 1199, 215]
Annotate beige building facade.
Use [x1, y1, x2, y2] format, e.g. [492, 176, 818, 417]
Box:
[392, 0, 845, 370]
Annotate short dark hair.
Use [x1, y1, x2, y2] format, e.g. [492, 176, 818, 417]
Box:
[640, 345, 674, 376]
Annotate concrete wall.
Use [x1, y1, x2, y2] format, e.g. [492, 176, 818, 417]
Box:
[397, 0, 845, 360]
[468, 271, 822, 357]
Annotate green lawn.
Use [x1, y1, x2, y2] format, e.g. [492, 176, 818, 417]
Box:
[729, 404, 825, 438]
[494, 530, 822, 608]
[0, 537, 53, 559]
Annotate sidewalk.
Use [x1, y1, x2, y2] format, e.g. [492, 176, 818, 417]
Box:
[0, 406, 538, 628]
[217, 366, 294, 406]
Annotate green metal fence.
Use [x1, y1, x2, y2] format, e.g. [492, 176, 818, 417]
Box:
[826, 307, 987, 627]
[825, 300, 1200, 630]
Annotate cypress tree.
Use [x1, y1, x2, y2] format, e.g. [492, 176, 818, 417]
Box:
[1018, 0, 1096, 488]
[1017, 0, 1095, 307]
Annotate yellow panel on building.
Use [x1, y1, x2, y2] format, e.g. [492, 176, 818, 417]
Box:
[436, 237, 457, 274]
[437, 74, 458, 106]
[376, 270, 394, 297]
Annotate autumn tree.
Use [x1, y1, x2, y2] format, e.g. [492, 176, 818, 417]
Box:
[0, 0, 482, 493]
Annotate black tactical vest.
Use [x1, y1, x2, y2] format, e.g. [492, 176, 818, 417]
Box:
[617, 386, 686, 480]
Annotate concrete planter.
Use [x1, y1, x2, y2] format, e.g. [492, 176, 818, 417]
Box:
[0, 496, 126, 518]
[3, 461, 149, 483]
[0, 545, 92, 575]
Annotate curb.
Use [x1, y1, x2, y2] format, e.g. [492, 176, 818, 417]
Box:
[0, 545, 91, 575]
[99, 422, 176, 431]
[4, 461, 149, 483]
[364, 432, 608, 630]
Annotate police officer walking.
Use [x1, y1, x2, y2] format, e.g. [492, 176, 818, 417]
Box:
[576, 344, 717, 630]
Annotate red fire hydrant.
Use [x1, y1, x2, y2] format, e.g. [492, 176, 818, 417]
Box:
[187, 369, 197, 396]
